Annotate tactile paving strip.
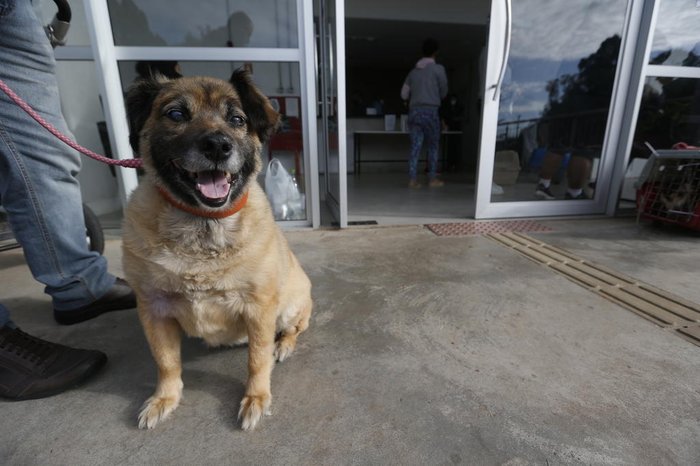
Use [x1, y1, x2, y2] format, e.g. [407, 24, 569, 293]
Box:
[487, 231, 700, 346]
[426, 220, 553, 237]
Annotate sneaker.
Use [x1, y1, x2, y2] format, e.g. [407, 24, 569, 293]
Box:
[535, 183, 555, 200]
[408, 179, 422, 189]
[565, 191, 590, 200]
[0, 326, 107, 400]
[54, 277, 136, 325]
[428, 178, 445, 188]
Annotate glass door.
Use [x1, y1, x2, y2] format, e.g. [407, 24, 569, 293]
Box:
[317, 0, 347, 227]
[475, 0, 642, 218]
[85, 0, 315, 226]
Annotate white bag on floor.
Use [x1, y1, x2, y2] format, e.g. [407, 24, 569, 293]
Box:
[264, 158, 305, 220]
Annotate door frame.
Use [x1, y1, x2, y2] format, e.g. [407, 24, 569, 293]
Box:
[316, 0, 348, 228]
[474, 0, 647, 219]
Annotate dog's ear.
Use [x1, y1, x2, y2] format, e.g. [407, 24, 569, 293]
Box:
[229, 69, 280, 144]
[125, 78, 164, 153]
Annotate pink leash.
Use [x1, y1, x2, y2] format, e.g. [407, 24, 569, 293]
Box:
[0, 78, 142, 169]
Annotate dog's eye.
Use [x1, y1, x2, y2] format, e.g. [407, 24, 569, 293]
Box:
[166, 109, 187, 122]
[228, 115, 246, 128]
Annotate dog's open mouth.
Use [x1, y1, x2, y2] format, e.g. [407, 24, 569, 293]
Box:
[192, 170, 232, 200]
[173, 162, 239, 207]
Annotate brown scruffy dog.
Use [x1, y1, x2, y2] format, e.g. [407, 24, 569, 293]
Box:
[122, 70, 312, 431]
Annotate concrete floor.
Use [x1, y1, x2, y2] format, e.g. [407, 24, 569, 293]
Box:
[1, 218, 698, 465]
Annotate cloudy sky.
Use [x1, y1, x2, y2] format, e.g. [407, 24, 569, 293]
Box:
[506, 0, 698, 61]
[499, 0, 700, 121]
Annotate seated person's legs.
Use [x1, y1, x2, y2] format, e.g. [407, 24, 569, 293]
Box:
[535, 151, 564, 200]
[565, 155, 593, 200]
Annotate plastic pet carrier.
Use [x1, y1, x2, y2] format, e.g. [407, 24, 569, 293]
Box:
[636, 146, 700, 231]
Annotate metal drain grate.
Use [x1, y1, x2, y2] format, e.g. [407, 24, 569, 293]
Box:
[488, 231, 700, 346]
[426, 220, 553, 237]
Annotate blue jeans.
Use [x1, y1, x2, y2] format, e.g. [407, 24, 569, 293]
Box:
[408, 107, 440, 180]
[0, 0, 115, 327]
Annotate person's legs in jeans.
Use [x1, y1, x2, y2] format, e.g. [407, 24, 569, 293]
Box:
[407, 108, 425, 184]
[0, 0, 115, 316]
[0, 0, 132, 401]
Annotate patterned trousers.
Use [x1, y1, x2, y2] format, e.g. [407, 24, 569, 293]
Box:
[408, 107, 440, 180]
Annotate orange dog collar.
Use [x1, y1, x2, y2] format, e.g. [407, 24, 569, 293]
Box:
[157, 187, 248, 219]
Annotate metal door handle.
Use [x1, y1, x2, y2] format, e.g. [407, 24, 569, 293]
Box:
[491, 0, 512, 101]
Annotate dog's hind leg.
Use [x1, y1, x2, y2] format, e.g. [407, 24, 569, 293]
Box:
[274, 297, 312, 363]
[137, 311, 184, 429]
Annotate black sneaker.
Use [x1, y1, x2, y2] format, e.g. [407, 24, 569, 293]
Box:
[54, 277, 136, 325]
[0, 326, 107, 400]
[535, 183, 555, 200]
[565, 191, 590, 200]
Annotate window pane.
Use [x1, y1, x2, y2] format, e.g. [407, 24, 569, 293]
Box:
[621, 77, 700, 211]
[118, 60, 306, 221]
[632, 77, 700, 154]
[649, 0, 700, 67]
[492, 0, 627, 203]
[108, 0, 298, 48]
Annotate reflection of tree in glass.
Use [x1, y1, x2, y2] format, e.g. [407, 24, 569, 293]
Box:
[533, 35, 622, 201]
[633, 76, 700, 154]
[650, 37, 700, 67]
[633, 34, 700, 152]
[543, 35, 621, 119]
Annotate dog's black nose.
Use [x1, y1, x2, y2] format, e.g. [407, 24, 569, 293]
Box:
[199, 132, 233, 162]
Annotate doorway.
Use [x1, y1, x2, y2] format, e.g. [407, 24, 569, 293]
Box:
[338, 0, 650, 225]
[341, 0, 488, 226]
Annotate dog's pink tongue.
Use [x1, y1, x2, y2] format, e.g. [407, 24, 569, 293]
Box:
[196, 170, 230, 199]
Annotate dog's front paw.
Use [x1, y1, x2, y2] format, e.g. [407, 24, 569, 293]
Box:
[138, 395, 181, 429]
[238, 393, 271, 430]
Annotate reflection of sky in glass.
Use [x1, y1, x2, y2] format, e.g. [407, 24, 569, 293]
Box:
[109, 0, 297, 47]
[508, 0, 626, 61]
[500, 0, 627, 121]
[650, 0, 700, 66]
